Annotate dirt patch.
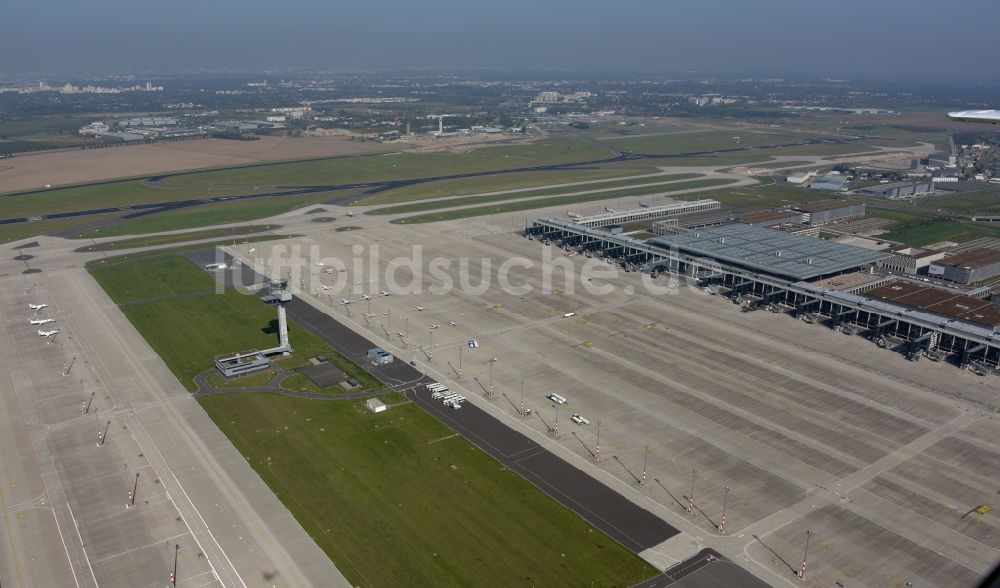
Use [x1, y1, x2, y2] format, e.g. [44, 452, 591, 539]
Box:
[0, 135, 397, 194]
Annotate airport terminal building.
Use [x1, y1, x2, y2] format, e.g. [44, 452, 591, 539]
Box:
[528, 210, 1000, 370]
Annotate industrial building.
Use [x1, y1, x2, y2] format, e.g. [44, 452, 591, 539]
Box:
[878, 245, 946, 275]
[858, 181, 934, 199]
[214, 350, 270, 378]
[929, 248, 1000, 284]
[791, 199, 865, 225]
[528, 214, 1000, 368]
[809, 175, 849, 192]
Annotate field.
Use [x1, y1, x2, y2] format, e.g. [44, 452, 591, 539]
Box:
[880, 218, 1000, 246]
[0, 134, 394, 194]
[369, 173, 700, 216]
[916, 186, 1000, 215]
[200, 394, 656, 587]
[603, 130, 815, 154]
[157, 136, 613, 189]
[77, 192, 348, 238]
[672, 179, 831, 209]
[87, 254, 379, 391]
[393, 178, 736, 223]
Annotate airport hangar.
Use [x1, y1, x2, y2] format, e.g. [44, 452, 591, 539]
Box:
[528, 212, 1000, 369]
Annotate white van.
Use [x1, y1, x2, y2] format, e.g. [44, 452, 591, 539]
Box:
[547, 393, 567, 405]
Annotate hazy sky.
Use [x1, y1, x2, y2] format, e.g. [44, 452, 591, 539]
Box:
[3, 0, 998, 78]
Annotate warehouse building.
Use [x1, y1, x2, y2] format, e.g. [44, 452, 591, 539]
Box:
[858, 181, 934, 199]
[929, 248, 1000, 284]
[791, 199, 865, 226]
[809, 175, 849, 192]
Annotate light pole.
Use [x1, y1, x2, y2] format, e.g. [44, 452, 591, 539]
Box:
[798, 529, 812, 579]
[595, 418, 601, 462]
[688, 469, 697, 513]
[489, 357, 497, 398]
[554, 403, 559, 437]
[520, 379, 526, 417]
[458, 345, 463, 379]
[719, 485, 730, 534]
[641, 445, 648, 487]
[429, 328, 433, 361]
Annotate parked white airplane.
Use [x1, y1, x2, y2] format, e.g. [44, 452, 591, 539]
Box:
[429, 324, 440, 329]
[565, 209, 582, 219]
[604, 206, 617, 213]
[340, 299, 354, 305]
[315, 261, 325, 266]
[448, 321, 457, 326]
[38, 329, 60, 337]
[949, 110, 1000, 124]
[414, 306, 425, 311]
[318, 285, 333, 291]
[29, 303, 48, 311]
[29, 318, 55, 325]
[362, 294, 372, 300]
[380, 290, 392, 296]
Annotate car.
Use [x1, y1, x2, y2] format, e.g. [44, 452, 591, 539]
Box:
[547, 393, 567, 404]
[409, 360, 417, 366]
[570, 413, 590, 425]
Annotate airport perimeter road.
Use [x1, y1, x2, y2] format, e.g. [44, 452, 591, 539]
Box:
[0, 269, 349, 588]
[283, 297, 680, 554]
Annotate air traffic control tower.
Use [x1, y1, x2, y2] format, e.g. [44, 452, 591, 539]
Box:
[259, 279, 292, 356]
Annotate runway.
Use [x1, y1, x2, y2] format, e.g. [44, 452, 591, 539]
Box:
[0, 269, 349, 587]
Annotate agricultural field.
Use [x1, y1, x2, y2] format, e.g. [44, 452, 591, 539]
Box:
[87, 254, 379, 391]
[199, 393, 656, 587]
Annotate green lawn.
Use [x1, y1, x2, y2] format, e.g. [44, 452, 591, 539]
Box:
[393, 178, 736, 224]
[88, 255, 380, 391]
[672, 180, 829, 209]
[199, 394, 656, 587]
[160, 137, 614, 189]
[78, 193, 346, 238]
[369, 173, 700, 216]
[604, 130, 810, 154]
[880, 219, 1000, 246]
[75, 224, 280, 252]
[916, 187, 1000, 215]
[207, 370, 277, 389]
[357, 167, 653, 205]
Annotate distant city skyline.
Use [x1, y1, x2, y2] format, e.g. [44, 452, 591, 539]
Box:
[2, 0, 999, 80]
